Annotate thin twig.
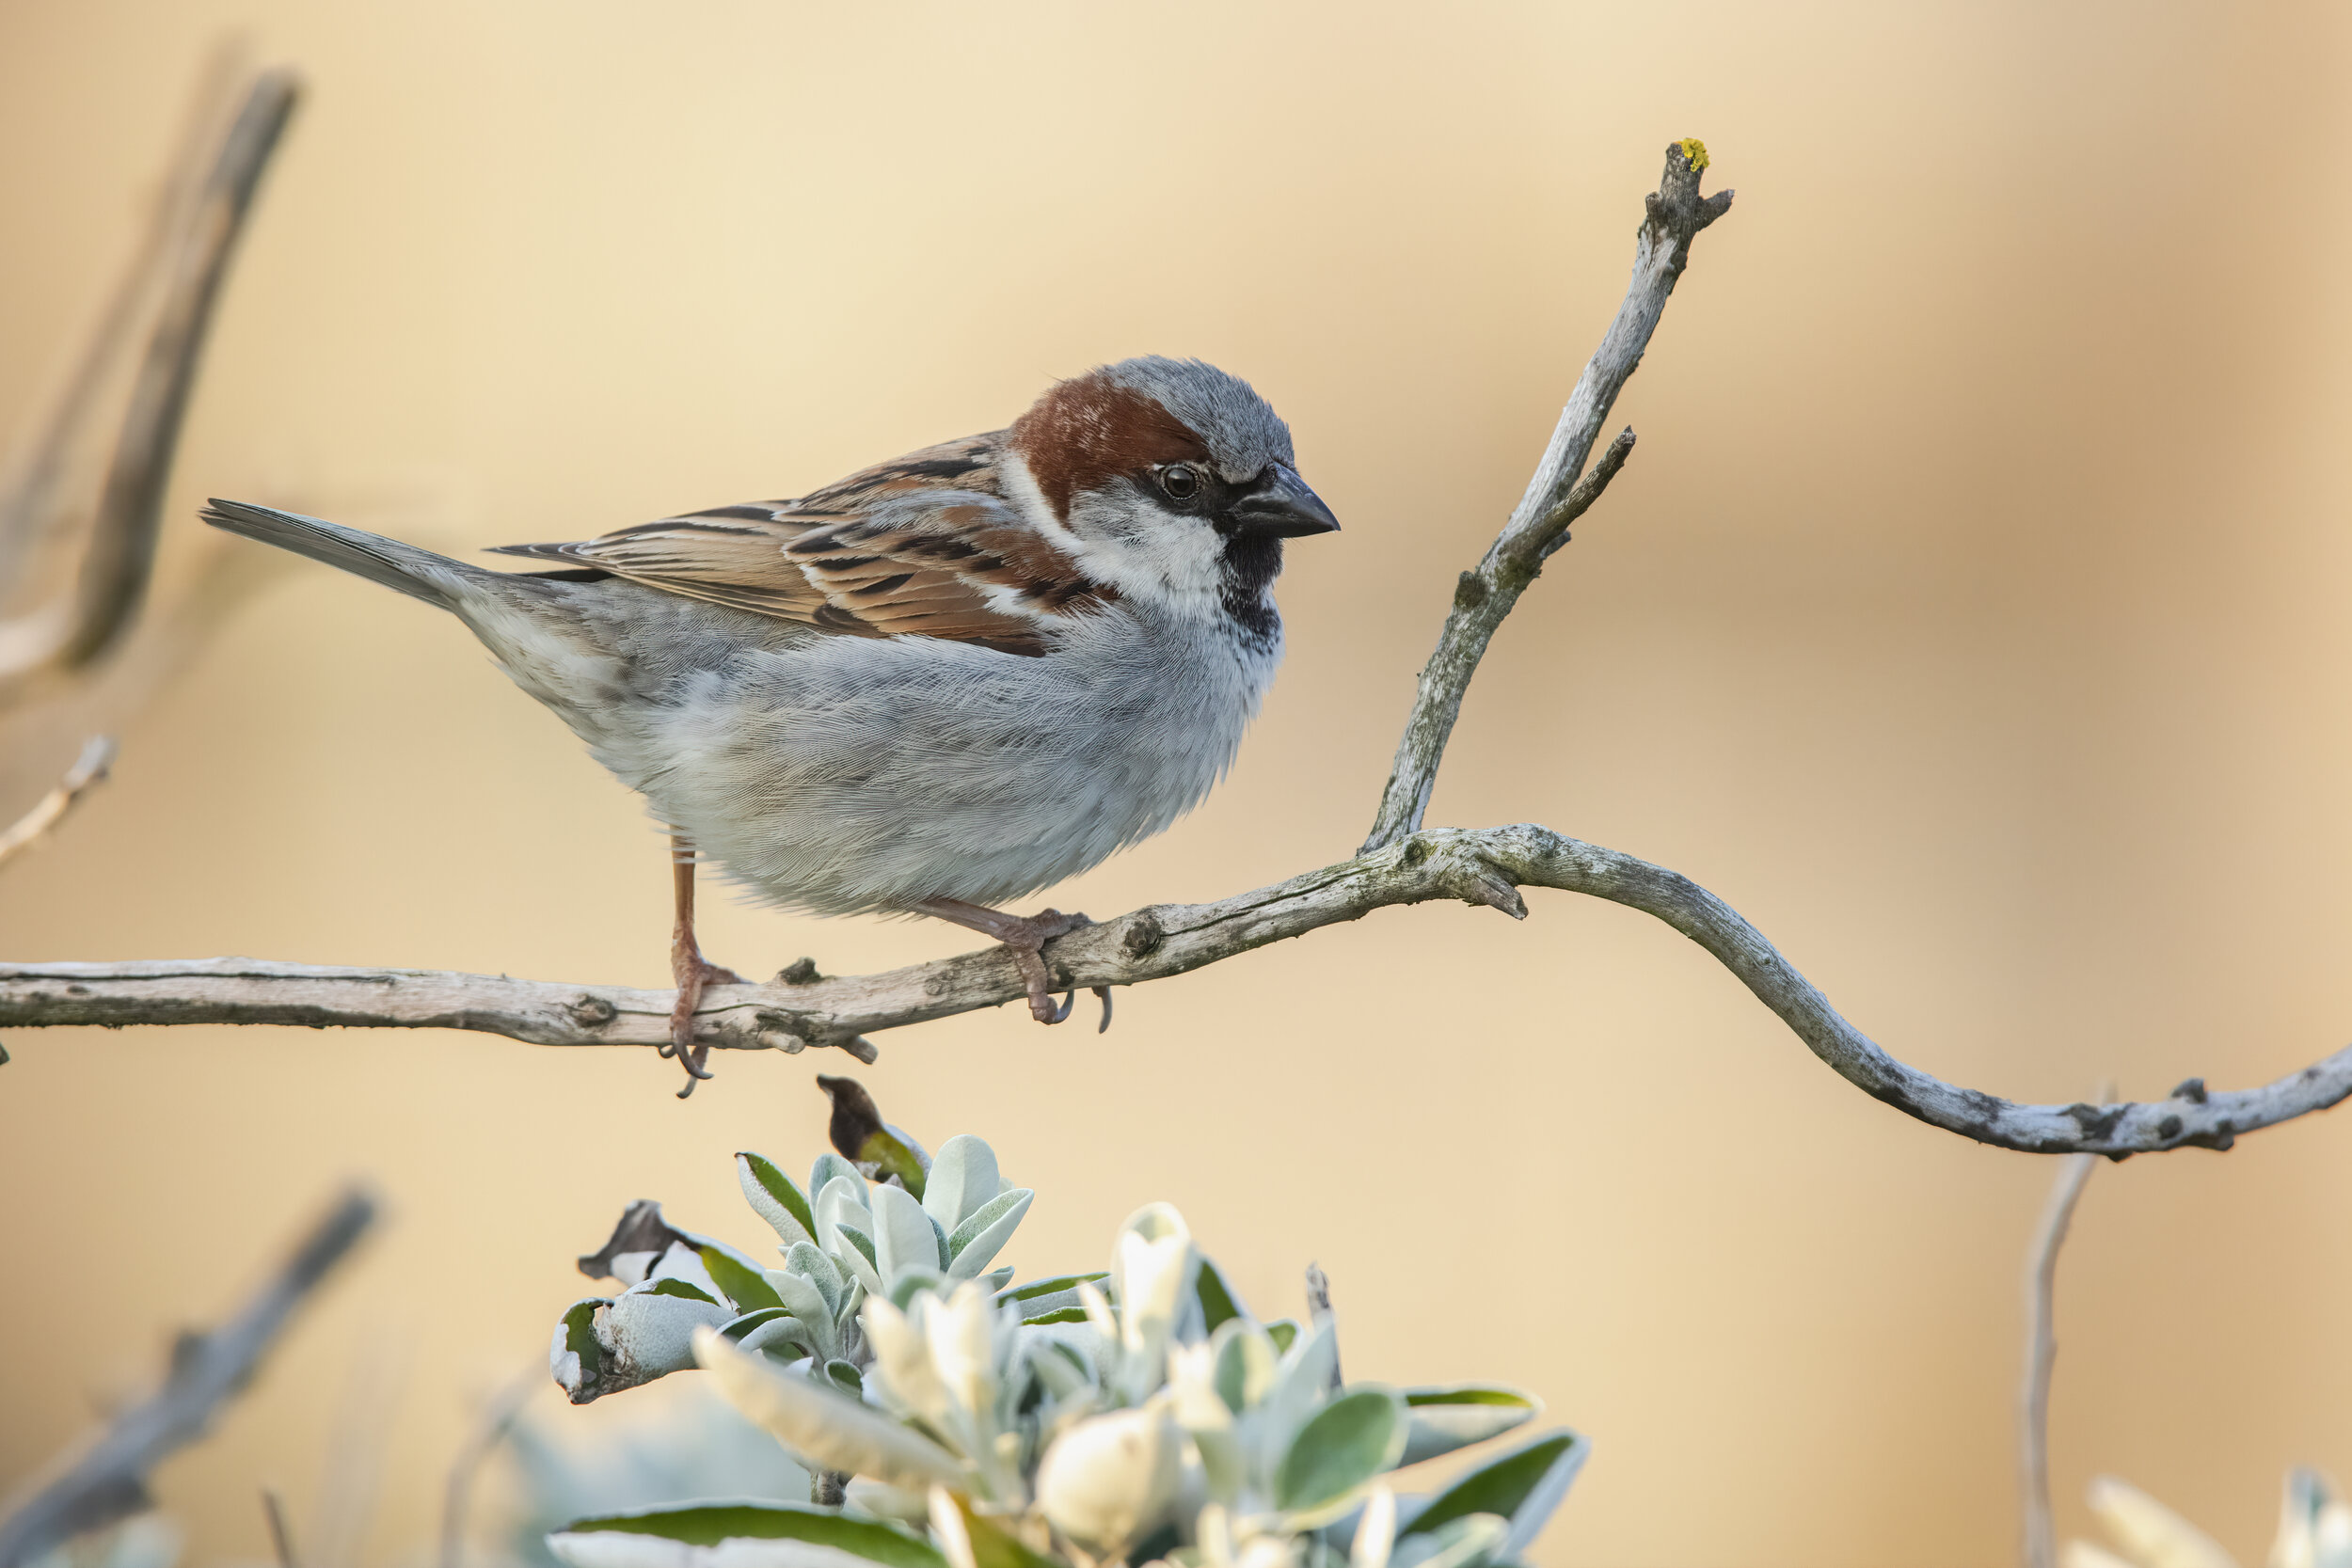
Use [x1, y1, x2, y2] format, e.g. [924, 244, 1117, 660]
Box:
[437, 1370, 539, 1568]
[1362, 139, 1732, 853]
[0, 736, 117, 871]
[0, 1190, 376, 1568]
[2020, 1084, 2110, 1568]
[2, 828, 2345, 1155]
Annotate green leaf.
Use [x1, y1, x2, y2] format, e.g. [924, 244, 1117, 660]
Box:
[1401, 1432, 1587, 1557]
[553, 1501, 944, 1568]
[737, 1153, 818, 1249]
[721, 1307, 791, 1342]
[826, 1359, 864, 1395]
[932, 1490, 1062, 1568]
[1195, 1258, 1245, 1333]
[1022, 1307, 1089, 1325]
[998, 1273, 1107, 1321]
[644, 1277, 720, 1305]
[1273, 1387, 1408, 1520]
[834, 1224, 882, 1293]
[1398, 1386, 1541, 1466]
[871, 1182, 947, 1284]
[858, 1129, 929, 1200]
[558, 1299, 602, 1378]
[946, 1188, 1033, 1278]
[810, 1153, 863, 1204]
[1266, 1319, 1300, 1354]
[783, 1243, 845, 1319]
[701, 1246, 785, 1313]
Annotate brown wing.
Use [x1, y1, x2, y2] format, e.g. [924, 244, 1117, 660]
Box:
[487, 434, 1112, 657]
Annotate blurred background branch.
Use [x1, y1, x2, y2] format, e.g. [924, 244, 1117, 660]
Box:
[0, 63, 297, 703]
[0, 1189, 376, 1568]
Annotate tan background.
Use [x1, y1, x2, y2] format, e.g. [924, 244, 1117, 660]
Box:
[6, 2, 2352, 1563]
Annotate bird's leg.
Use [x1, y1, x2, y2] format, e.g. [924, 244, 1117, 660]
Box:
[666, 834, 744, 1096]
[914, 897, 1113, 1031]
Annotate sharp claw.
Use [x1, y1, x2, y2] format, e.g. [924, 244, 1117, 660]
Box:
[1046, 989, 1075, 1024]
[1094, 986, 1113, 1034]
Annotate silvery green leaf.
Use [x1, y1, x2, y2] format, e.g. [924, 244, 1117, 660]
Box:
[976, 1266, 1014, 1294]
[1390, 1514, 1510, 1568]
[1265, 1320, 1300, 1354]
[723, 1307, 792, 1342]
[946, 1189, 1033, 1278]
[1210, 1318, 1279, 1415]
[554, 1287, 734, 1403]
[694, 1328, 964, 1490]
[547, 1500, 945, 1568]
[739, 1315, 820, 1360]
[1396, 1386, 1541, 1467]
[888, 1268, 949, 1310]
[1025, 1336, 1094, 1400]
[762, 1259, 837, 1335]
[2085, 1477, 2234, 1568]
[737, 1153, 818, 1251]
[826, 1360, 864, 1396]
[833, 1225, 883, 1296]
[1259, 1318, 1340, 1462]
[1274, 1386, 1409, 1524]
[783, 1243, 845, 1319]
[810, 1155, 864, 1206]
[871, 1182, 948, 1287]
[920, 1135, 1002, 1232]
[1399, 1432, 1586, 1559]
[816, 1175, 872, 1250]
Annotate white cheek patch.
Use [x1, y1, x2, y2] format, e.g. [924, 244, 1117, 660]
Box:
[1000, 450, 1226, 610]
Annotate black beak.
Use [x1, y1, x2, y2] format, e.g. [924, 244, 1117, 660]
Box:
[1228, 465, 1342, 539]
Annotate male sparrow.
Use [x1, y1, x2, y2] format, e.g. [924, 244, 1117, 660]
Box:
[203, 356, 1339, 1091]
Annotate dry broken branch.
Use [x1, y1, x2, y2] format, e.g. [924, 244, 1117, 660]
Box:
[8, 143, 2352, 1163]
[0, 736, 116, 871]
[0, 1189, 375, 1568]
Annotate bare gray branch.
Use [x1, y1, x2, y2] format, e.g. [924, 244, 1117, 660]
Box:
[0, 1190, 375, 1568]
[1362, 140, 1732, 852]
[6, 828, 2339, 1157]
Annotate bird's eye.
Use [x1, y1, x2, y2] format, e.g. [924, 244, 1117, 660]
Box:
[1158, 465, 1200, 501]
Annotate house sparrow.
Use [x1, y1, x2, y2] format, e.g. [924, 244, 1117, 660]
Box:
[202, 356, 1338, 1091]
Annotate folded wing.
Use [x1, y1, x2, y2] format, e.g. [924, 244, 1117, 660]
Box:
[488, 435, 1112, 657]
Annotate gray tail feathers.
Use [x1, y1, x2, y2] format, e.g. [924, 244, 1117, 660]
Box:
[201, 499, 477, 610]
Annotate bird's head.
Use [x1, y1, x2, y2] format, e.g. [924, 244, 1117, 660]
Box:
[1004, 356, 1339, 630]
